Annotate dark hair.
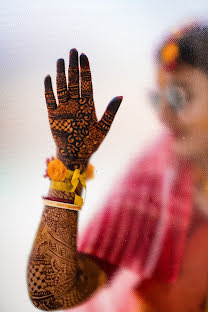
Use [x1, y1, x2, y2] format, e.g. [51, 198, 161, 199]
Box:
[156, 22, 208, 76]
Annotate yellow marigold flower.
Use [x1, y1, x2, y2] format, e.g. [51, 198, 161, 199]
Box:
[47, 158, 67, 181]
[161, 42, 179, 63]
[85, 163, 95, 180]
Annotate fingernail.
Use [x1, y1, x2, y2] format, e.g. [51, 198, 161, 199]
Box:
[113, 96, 123, 102]
[108, 96, 123, 114]
[80, 53, 89, 67]
[70, 49, 78, 68]
[57, 58, 65, 73]
[44, 75, 52, 89]
[71, 48, 78, 53]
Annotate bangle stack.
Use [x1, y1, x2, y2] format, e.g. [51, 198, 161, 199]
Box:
[42, 156, 95, 211]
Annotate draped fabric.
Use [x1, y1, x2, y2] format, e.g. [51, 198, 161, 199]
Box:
[66, 133, 193, 311]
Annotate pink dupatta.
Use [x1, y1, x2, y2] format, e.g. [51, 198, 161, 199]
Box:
[67, 133, 194, 311]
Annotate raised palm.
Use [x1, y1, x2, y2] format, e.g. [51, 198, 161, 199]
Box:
[44, 49, 123, 171]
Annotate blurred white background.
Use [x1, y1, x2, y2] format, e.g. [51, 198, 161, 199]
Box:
[1, 0, 208, 311]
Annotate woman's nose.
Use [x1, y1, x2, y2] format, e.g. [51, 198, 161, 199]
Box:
[157, 98, 177, 128]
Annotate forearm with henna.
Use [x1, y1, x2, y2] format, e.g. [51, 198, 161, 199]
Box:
[27, 181, 106, 311]
[27, 48, 122, 310]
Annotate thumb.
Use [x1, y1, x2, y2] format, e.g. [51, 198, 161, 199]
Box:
[97, 96, 123, 134]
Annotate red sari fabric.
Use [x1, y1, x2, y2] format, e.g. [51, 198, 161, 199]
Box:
[67, 133, 194, 311]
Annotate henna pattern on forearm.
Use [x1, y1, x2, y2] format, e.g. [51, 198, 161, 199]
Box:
[27, 186, 104, 310]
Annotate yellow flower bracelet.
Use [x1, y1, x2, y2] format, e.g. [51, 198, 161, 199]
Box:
[45, 157, 94, 207]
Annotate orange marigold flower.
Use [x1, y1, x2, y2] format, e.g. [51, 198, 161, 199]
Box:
[85, 163, 95, 180]
[47, 158, 67, 181]
[161, 42, 179, 63]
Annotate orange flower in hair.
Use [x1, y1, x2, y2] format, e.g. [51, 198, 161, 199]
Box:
[160, 40, 179, 71]
[47, 158, 67, 181]
[161, 42, 179, 63]
[159, 20, 200, 72]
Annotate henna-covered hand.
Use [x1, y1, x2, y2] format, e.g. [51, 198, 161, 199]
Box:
[44, 49, 123, 171]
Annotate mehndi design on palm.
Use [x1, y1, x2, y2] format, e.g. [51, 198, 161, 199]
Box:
[44, 49, 123, 171]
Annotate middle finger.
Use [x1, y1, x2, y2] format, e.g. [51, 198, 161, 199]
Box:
[68, 49, 80, 99]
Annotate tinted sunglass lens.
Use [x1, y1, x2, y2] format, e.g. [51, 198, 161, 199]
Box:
[165, 86, 184, 111]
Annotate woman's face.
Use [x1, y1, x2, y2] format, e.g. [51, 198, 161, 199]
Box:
[156, 63, 208, 161]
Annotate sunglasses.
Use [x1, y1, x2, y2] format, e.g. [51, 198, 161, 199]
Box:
[147, 85, 188, 112]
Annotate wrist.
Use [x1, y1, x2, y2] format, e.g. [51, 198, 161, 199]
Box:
[56, 154, 89, 173]
[47, 185, 76, 204]
[44, 154, 92, 206]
